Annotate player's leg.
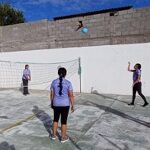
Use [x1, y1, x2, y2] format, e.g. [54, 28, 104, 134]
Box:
[52, 107, 60, 139]
[137, 82, 149, 107]
[60, 106, 70, 143]
[26, 80, 29, 94]
[129, 84, 136, 105]
[22, 79, 28, 95]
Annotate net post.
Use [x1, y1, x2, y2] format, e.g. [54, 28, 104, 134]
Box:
[78, 57, 81, 93]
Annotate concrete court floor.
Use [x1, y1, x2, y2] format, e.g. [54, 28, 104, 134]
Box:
[0, 89, 150, 150]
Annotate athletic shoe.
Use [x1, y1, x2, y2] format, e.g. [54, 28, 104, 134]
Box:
[61, 136, 69, 143]
[128, 103, 134, 106]
[142, 102, 149, 107]
[50, 135, 57, 140]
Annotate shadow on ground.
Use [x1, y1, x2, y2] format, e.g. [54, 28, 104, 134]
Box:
[32, 106, 83, 150]
[85, 101, 150, 128]
[0, 141, 15, 150]
[32, 106, 53, 137]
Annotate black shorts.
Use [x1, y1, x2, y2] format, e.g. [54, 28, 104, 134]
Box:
[53, 106, 70, 124]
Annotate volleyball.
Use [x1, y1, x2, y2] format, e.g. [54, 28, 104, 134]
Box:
[82, 27, 89, 33]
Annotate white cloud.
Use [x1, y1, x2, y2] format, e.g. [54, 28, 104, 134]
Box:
[21, 0, 102, 12]
[11, 0, 150, 8]
[13, 0, 150, 14]
[24, 0, 65, 5]
[23, 0, 127, 9]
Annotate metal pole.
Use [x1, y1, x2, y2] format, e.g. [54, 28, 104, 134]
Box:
[78, 57, 81, 93]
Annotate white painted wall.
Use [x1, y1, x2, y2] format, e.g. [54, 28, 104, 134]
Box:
[0, 43, 150, 96]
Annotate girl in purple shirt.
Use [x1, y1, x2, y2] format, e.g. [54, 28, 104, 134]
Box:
[128, 62, 148, 107]
[50, 67, 74, 143]
[22, 64, 31, 95]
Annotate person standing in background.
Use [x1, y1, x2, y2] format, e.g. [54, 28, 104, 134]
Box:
[22, 64, 31, 95]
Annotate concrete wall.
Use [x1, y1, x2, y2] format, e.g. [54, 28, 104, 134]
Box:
[0, 7, 150, 52]
[0, 43, 150, 96]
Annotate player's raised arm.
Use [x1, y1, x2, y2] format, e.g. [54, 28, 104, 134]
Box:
[128, 62, 133, 72]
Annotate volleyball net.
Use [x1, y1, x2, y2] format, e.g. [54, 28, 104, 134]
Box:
[0, 58, 81, 91]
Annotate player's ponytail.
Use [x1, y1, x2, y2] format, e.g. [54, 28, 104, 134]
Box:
[58, 67, 67, 96]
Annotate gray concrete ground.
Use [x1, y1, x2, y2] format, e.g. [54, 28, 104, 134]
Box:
[0, 89, 150, 150]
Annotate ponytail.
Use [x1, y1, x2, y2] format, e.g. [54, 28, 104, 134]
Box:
[59, 74, 63, 96]
[58, 67, 67, 96]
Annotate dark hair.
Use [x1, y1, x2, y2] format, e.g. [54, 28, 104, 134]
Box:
[58, 67, 67, 96]
[25, 64, 29, 69]
[136, 63, 141, 69]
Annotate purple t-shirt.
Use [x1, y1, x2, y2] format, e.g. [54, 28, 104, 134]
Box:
[50, 78, 73, 106]
[132, 69, 141, 82]
[22, 69, 31, 80]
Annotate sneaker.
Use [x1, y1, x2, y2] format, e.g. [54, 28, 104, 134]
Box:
[142, 102, 149, 107]
[128, 103, 134, 106]
[61, 136, 69, 143]
[50, 135, 57, 140]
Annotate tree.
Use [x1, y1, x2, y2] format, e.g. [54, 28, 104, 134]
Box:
[0, 3, 25, 26]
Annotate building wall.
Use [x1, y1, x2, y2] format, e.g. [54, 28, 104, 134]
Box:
[0, 43, 150, 96]
[0, 7, 150, 96]
[0, 7, 150, 52]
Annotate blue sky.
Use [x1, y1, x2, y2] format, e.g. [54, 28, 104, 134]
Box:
[1, 0, 150, 22]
